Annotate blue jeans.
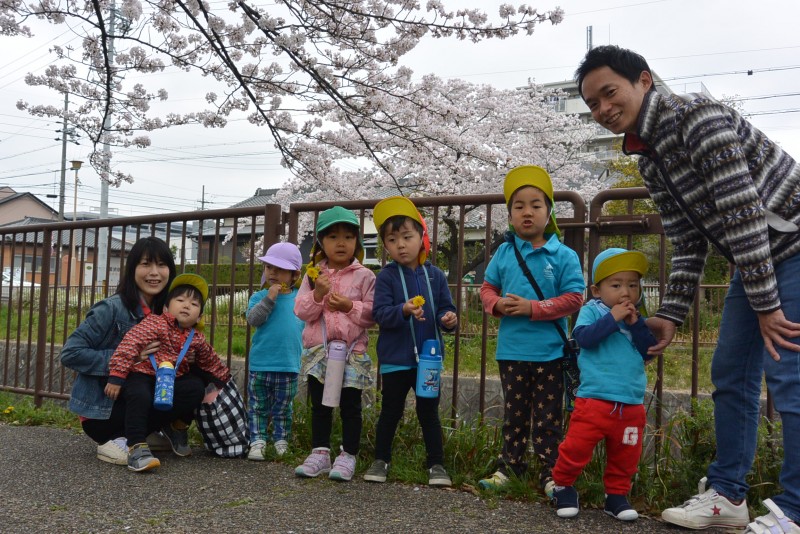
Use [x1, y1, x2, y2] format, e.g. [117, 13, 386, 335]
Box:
[708, 252, 800, 521]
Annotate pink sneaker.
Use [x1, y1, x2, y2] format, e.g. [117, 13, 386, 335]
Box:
[294, 448, 331, 478]
[329, 451, 357, 482]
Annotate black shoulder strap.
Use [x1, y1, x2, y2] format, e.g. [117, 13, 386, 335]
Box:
[511, 241, 569, 344]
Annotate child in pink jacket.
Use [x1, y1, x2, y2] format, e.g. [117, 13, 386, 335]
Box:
[293, 206, 376, 482]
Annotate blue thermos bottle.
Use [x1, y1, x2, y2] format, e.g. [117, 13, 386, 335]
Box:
[153, 361, 176, 411]
[416, 340, 442, 398]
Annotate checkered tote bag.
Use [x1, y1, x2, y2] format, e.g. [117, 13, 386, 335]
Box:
[195, 378, 250, 458]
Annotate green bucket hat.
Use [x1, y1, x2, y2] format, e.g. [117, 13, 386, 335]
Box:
[310, 206, 365, 263]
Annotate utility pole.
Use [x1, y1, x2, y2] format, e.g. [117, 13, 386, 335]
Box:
[97, 1, 117, 284]
[57, 93, 68, 222]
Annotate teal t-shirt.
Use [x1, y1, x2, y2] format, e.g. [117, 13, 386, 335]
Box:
[484, 233, 585, 362]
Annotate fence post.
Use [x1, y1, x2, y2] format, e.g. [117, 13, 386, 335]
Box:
[33, 230, 53, 408]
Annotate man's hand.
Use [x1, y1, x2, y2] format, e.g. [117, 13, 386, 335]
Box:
[645, 316, 676, 357]
[757, 309, 800, 361]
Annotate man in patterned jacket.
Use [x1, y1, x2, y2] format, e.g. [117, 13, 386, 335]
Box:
[576, 45, 800, 534]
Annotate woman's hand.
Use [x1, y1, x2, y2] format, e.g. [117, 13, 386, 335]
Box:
[138, 341, 161, 362]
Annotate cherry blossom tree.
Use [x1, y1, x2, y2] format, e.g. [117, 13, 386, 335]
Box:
[4, 0, 564, 185]
[274, 75, 598, 278]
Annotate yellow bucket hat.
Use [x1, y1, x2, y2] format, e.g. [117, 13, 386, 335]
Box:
[503, 165, 560, 237]
[168, 273, 208, 329]
[373, 196, 431, 264]
[169, 273, 208, 302]
[592, 248, 649, 284]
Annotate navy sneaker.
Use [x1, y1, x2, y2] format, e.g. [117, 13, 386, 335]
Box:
[553, 485, 579, 518]
[605, 494, 638, 521]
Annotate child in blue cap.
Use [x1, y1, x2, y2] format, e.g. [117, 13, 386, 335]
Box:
[551, 247, 657, 521]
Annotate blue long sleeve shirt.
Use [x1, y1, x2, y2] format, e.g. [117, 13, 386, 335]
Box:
[571, 299, 657, 404]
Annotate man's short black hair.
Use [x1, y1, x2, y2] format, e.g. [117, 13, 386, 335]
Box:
[379, 215, 424, 240]
[575, 45, 652, 97]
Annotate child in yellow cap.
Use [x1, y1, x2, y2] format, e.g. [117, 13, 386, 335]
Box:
[551, 248, 656, 520]
[363, 196, 458, 487]
[478, 165, 585, 495]
[105, 273, 231, 472]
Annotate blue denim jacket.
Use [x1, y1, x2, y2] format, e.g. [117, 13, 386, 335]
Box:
[60, 294, 144, 419]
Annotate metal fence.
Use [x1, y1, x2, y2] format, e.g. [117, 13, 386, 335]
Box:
[0, 189, 737, 429]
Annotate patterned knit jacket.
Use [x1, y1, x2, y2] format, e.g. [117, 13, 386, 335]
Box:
[624, 90, 800, 324]
[107, 311, 230, 385]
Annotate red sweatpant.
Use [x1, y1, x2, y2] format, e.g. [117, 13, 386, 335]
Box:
[552, 397, 645, 495]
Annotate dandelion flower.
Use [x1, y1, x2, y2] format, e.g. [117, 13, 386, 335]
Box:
[3, 406, 13, 415]
[280, 283, 289, 291]
[306, 265, 320, 281]
[411, 295, 426, 307]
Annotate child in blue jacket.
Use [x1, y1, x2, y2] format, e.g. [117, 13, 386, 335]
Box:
[363, 196, 458, 487]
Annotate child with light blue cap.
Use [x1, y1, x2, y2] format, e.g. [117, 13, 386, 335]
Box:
[551, 247, 657, 521]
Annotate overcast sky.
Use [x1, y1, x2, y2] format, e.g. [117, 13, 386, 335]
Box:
[2, 0, 799, 217]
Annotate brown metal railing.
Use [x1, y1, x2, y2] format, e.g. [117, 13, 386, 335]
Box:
[1, 190, 736, 433]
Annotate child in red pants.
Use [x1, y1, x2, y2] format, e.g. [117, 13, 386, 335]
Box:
[551, 248, 656, 520]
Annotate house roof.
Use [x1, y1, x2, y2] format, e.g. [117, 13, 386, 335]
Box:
[0, 216, 131, 251]
[0, 191, 58, 217]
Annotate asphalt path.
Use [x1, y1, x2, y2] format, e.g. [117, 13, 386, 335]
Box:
[0, 424, 729, 533]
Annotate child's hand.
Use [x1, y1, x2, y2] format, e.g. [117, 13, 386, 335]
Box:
[267, 283, 281, 301]
[328, 293, 353, 313]
[104, 383, 121, 401]
[138, 341, 161, 362]
[313, 273, 331, 302]
[611, 300, 637, 323]
[497, 293, 532, 317]
[403, 299, 425, 321]
[440, 311, 457, 329]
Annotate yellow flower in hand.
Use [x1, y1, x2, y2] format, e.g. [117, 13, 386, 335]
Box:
[411, 295, 426, 307]
[306, 265, 320, 281]
[280, 283, 289, 291]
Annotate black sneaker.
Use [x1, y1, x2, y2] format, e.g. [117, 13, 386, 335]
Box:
[553, 486, 579, 518]
[127, 443, 161, 472]
[428, 464, 452, 487]
[161, 422, 191, 457]
[604, 494, 638, 521]
[363, 460, 389, 483]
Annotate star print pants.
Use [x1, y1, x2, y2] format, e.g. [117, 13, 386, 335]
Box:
[496, 358, 563, 484]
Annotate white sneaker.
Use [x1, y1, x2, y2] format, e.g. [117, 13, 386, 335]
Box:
[662, 477, 750, 530]
[247, 440, 266, 461]
[744, 499, 800, 534]
[274, 440, 289, 456]
[97, 437, 128, 465]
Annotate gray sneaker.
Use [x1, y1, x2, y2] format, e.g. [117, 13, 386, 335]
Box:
[363, 460, 389, 483]
[428, 464, 452, 487]
[128, 443, 161, 472]
[161, 423, 191, 457]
